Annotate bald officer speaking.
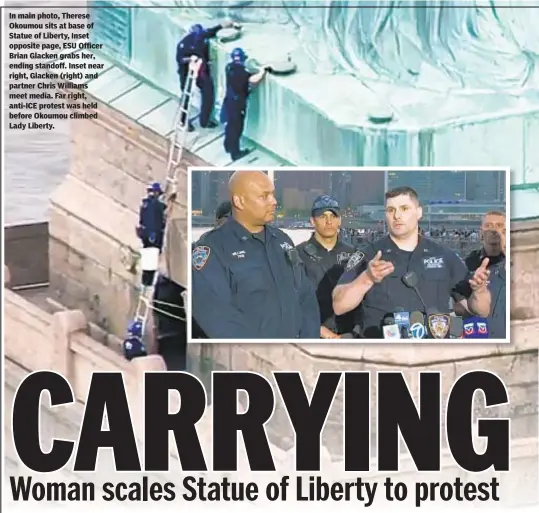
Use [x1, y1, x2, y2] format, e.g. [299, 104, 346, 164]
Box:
[191, 170, 320, 339]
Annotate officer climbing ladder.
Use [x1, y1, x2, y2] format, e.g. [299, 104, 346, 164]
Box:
[123, 57, 202, 361]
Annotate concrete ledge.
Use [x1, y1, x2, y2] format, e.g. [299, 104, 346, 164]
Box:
[3, 270, 166, 408]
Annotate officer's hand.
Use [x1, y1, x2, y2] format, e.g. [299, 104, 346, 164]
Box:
[469, 257, 490, 291]
[366, 250, 395, 284]
[189, 55, 200, 63]
[321, 326, 340, 339]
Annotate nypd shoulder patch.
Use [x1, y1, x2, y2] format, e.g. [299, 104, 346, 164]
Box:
[345, 251, 365, 272]
[192, 245, 211, 271]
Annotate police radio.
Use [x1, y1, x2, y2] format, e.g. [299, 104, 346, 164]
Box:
[402, 271, 428, 313]
[285, 247, 303, 290]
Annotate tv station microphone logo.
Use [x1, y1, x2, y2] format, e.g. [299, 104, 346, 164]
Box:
[477, 322, 488, 335]
[382, 324, 401, 340]
[394, 312, 410, 326]
[464, 322, 474, 336]
[410, 323, 426, 339]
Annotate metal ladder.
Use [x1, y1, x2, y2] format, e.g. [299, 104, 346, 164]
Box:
[132, 57, 202, 337]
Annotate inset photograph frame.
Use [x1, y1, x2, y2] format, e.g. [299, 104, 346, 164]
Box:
[187, 167, 510, 344]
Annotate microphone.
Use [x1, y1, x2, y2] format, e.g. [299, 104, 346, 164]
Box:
[463, 317, 489, 339]
[402, 271, 428, 312]
[382, 315, 401, 340]
[409, 311, 427, 339]
[393, 307, 410, 339]
[449, 316, 464, 339]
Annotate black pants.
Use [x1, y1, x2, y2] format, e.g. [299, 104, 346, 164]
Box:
[153, 277, 187, 371]
[179, 71, 215, 127]
[223, 107, 246, 158]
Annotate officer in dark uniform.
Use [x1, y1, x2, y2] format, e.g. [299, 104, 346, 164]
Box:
[137, 182, 166, 250]
[136, 182, 166, 286]
[459, 211, 507, 339]
[192, 170, 320, 339]
[333, 186, 492, 339]
[485, 259, 506, 339]
[220, 48, 268, 161]
[190, 200, 232, 339]
[297, 195, 356, 339]
[176, 21, 234, 131]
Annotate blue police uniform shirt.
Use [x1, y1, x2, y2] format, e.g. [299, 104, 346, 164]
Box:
[485, 260, 506, 339]
[139, 196, 166, 242]
[191, 218, 320, 339]
[224, 63, 252, 105]
[337, 235, 472, 338]
[463, 250, 506, 339]
[297, 235, 356, 335]
[176, 25, 222, 71]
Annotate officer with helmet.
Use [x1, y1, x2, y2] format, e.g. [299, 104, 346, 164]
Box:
[122, 320, 147, 361]
[221, 47, 269, 161]
[176, 21, 235, 131]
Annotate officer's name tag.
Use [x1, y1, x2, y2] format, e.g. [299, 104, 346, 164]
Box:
[423, 256, 445, 269]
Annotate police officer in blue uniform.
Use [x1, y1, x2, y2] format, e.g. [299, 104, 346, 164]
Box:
[221, 48, 268, 161]
[459, 211, 507, 339]
[333, 186, 492, 339]
[191, 199, 232, 339]
[191, 170, 320, 339]
[137, 182, 166, 250]
[137, 182, 166, 286]
[176, 21, 234, 131]
[297, 195, 356, 339]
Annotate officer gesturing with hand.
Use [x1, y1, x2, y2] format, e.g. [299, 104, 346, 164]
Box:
[333, 186, 491, 339]
[365, 250, 395, 284]
[469, 257, 490, 291]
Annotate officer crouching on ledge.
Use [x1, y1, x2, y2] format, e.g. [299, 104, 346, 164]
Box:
[332, 186, 491, 339]
[297, 195, 357, 339]
[191, 170, 320, 340]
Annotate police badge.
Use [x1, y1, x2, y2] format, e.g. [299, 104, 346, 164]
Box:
[192, 246, 211, 271]
[427, 314, 450, 339]
[345, 251, 365, 272]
